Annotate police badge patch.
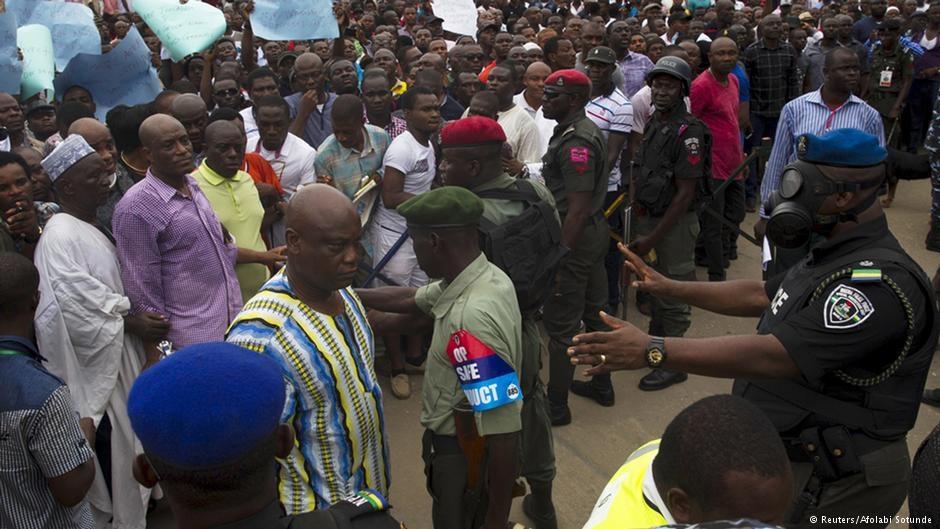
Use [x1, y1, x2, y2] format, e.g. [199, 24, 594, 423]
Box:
[823, 284, 875, 329]
[684, 137, 701, 165]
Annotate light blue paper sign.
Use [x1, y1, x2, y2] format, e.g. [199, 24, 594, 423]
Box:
[134, 0, 227, 62]
[54, 27, 161, 122]
[17, 24, 55, 100]
[28, 2, 101, 71]
[250, 0, 339, 41]
[0, 11, 23, 95]
[6, 0, 39, 27]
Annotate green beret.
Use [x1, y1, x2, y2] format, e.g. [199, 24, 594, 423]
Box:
[397, 186, 484, 229]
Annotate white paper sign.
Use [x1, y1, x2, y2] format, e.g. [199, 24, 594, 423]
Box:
[432, 0, 478, 37]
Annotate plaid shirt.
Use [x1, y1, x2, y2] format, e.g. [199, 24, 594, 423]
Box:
[743, 40, 802, 117]
[364, 108, 408, 140]
[617, 51, 655, 98]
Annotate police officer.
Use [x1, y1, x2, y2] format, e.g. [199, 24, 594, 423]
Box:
[539, 69, 612, 426]
[127, 342, 402, 529]
[864, 18, 914, 207]
[568, 129, 939, 529]
[439, 116, 561, 529]
[357, 187, 524, 529]
[632, 56, 709, 391]
[924, 81, 940, 251]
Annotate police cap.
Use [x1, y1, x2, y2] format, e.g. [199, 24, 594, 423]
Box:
[797, 128, 887, 168]
[397, 186, 484, 230]
[127, 342, 286, 469]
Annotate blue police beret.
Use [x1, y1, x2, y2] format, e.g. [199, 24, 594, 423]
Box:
[127, 342, 286, 469]
[796, 128, 887, 167]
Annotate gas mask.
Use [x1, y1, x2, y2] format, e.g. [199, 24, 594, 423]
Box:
[765, 160, 884, 249]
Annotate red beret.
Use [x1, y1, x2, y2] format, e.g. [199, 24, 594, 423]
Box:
[440, 116, 507, 147]
[544, 69, 591, 89]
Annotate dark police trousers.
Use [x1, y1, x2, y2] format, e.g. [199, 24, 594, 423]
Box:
[544, 217, 610, 404]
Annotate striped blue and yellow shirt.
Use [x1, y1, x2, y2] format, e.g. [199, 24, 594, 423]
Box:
[226, 271, 390, 515]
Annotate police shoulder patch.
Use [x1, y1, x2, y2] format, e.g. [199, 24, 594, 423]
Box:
[683, 136, 701, 165]
[823, 284, 875, 329]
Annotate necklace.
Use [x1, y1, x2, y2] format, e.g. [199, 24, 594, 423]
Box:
[121, 153, 148, 174]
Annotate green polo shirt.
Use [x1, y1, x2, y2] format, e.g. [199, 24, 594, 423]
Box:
[194, 161, 269, 301]
[416, 253, 523, 437]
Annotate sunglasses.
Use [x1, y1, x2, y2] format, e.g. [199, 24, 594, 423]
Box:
[543, 91, 569, 99]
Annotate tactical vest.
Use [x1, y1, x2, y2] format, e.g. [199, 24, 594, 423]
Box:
[635, 113, 713, 217]
[733, 246, 938, 452]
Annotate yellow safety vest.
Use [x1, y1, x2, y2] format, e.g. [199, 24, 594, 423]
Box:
[583, 439, 668, 529]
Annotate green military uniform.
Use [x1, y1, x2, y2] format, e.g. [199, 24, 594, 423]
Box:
[470, 172, 558, 487]
[399, 187, 524, 529]
[866, 42, 913, 148]
[635, 105, 707, 337]
[541, 107, 611, 407]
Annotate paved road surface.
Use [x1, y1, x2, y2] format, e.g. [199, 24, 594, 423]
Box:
[150, 178, 940, 529]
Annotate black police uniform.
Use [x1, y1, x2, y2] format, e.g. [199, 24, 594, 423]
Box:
[733, 215, 938, 528]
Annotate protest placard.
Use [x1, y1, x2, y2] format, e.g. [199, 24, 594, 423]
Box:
[433, 0, 478, 36]
[17, 24, 55, 99]
[249, 0, 339, 41]
[28, 2, 101, 71]
[0, 10, 23, 95]
[55, 27, 161, 121]
[134, 0, 226, 62]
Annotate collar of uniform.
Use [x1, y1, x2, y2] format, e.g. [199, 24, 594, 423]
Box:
[429, 253, 490, 319]
[553, 108, 587, 134]
[208, 501, 283, 529]
[470, 172, 516, 194]
[807, 215, 890, 265]
[196, 160, 251, 186]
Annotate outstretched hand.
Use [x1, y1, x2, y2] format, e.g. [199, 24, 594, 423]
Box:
[568, 311, 650, 375]
[618, 243, 670, 296]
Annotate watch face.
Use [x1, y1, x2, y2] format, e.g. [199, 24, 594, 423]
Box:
[648, 348, 664, 366]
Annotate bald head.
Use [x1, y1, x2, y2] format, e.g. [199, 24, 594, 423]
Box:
[139, 114, 194, 178]
[170, 94, 208, 153]
[526, 61, 551, 77]
[204, 119, 241, 145]
[170, 93, 207, 117]
[139, 114, 180, 148]
[294, 52, 323, 71]
[68, 118, 117, 174]
[287, 183, 358, 234]
[68, 117, 108, 139]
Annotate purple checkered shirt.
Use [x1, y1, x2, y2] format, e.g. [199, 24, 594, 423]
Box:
[113, 171, 243, 348]
[364, 108, 408, 139]
[618, 51, 655, 98]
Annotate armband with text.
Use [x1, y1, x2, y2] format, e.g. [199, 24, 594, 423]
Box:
[446, 329, 522, 412]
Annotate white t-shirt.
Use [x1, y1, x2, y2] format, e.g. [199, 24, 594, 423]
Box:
[249, 132, 317, 195]
[241, 107, 258, 138]
[497, 105, 543, 164]
[630, 86, 692, 135]
[373, 131, 436, 233]
[513, 92, 554, 160]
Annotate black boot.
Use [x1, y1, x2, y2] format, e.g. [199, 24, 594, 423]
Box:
[927, 225, 940, 253]
[638, 369, 688, 391]
[548, 396, 571, 426]
[570, 379, 615, 407]
[523, 482, 558, 529]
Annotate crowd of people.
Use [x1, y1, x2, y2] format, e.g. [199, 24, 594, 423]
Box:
[3, 0, 940, 528]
